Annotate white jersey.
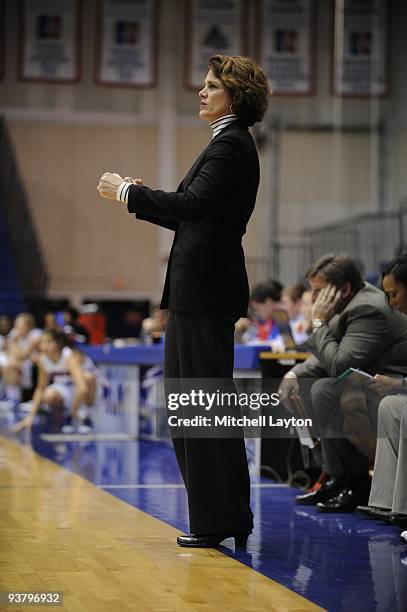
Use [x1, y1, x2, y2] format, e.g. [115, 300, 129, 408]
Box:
[7, 328, 43, 389]
[8, 327, 42, 351]
[41, 347, 106, 410]
[42, 346, 74, 385]
[42, 347, 101, 384]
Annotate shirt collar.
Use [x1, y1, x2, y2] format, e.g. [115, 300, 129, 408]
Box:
[209, 114, 238, 138]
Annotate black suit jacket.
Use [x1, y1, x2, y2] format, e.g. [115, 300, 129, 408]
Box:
[127, 120, 260, 316]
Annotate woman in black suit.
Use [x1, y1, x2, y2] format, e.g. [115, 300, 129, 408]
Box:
[98, 55, 270, 548]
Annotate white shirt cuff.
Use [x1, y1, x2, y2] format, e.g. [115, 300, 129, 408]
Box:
[116, 181, 132, 204]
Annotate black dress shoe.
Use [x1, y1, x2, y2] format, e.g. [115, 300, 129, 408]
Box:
[356, 506, 407, 526]
[356, 505, 392, 519]
[296, 476, 347, 506]
[176, 532, 250, 548]
[317, 488, 362, 513]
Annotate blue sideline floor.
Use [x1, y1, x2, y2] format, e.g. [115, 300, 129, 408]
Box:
[5, 419, 407, 612]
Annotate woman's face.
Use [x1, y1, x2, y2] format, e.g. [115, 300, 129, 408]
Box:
[383, 274, 407, 314]
[199, 69, 232, 123]
[40, 334, 60, 358]
[14, 316, 30, 337]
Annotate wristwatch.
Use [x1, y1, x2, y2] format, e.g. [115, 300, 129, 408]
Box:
[312, 318, 327, 331]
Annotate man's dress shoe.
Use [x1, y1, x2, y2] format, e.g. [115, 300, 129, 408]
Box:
[356, 506, 407, 526]
[356, 505, 393, 520]
[296, 476, 347, 505]
[177, 532, 250, 548]
[316, 488, 362, 512]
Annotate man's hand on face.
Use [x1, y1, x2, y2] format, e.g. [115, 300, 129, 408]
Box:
[311, 283, 342, 322]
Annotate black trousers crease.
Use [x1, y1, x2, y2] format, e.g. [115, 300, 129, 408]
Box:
[164, 311, 253, 535]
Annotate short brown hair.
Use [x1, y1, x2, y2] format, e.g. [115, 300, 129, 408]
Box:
[250, 279, 283, 303]
[283, 283, 305, 303]
[208, 54, 271, 126]
[306, 254, 364, 292]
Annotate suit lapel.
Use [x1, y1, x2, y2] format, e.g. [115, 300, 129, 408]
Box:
[177, 141, 212, 192]
[176, 120, 248, 192]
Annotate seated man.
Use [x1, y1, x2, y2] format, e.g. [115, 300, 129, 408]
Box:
[279, 254, 407, 512]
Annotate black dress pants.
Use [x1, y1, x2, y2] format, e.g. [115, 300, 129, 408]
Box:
[164, 311, 253, 535]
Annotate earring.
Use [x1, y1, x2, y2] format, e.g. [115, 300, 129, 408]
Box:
[229, 104, 233, 113]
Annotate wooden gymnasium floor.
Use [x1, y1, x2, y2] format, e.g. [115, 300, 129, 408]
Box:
[1, 436, 323, 612]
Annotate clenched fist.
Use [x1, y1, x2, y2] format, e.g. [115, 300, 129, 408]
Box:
[97, 172, 124, 200]
[97, 172, 144, 200]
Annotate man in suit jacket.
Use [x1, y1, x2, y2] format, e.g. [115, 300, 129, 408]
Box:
[279, 254, 407, 512]
[97, 55, 270, 547]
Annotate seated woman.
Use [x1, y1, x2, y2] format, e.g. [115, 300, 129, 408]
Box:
[0, 313, 42, 404]
[358, 254, 407, 529]
[12, 329, 100, 434]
